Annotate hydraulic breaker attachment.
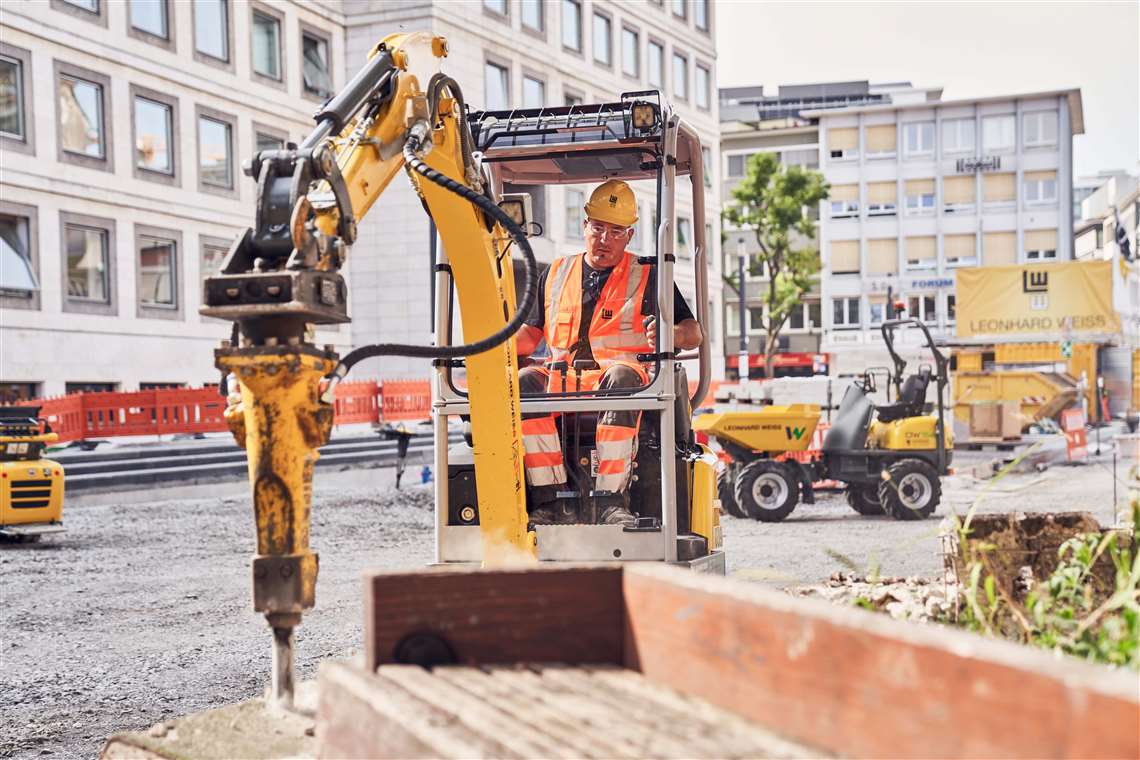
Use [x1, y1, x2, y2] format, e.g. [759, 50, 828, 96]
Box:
[216, 343, 337, 711]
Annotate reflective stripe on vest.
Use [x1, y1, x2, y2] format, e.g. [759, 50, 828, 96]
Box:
[544, 253, 652, 368]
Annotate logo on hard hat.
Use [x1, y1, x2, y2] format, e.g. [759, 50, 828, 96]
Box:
[608, 195, 618, 206]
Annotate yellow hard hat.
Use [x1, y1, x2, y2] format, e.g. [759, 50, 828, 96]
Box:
[584, 180, 638, 227]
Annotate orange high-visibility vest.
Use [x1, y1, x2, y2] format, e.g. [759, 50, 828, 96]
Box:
[543, 253, 653, 378]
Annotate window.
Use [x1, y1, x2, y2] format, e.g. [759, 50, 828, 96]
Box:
[866, 182, 896, 217]
[647, 40, 664, 88]
[1024, 229, 1058, 260]
[781, 149, 817, 169]
[789, 304, 805, 330]
[1023, 170, 1057, 205]
[942, 118, 975, 154]
[484, 61, 509, 110]
[66, 382, 118, 394]
[832, 297, 860, 327]
[521, 0, 543, 32]
[0, 383, 41, 402]
[982, 173, 1016, 206]
[903, 236, 934, 271]
[867, 238, 899, 275]
[132, 94, 174, 176]
[727, 153, 753, 177]
[251, 10, 281, 81]
[829, 185, 859, 219]
[53, 0, 105, 23]
[592, 12, 611, 66]
[198, 113, 233, 190]
[201, 239, 229, 278]
[130, 0, 168, 39]
[59, 74, 105, 158]
[864, 125, 896, 158]
[1023, 111, 1058, 148]
[869, 298, 886, 326]
[671, 52, 687, 100]
[194, 0, 229, 62]
[695, 64, 710, 110]
[61, 0, 99, 11]
[829, 240, 860, 274]
[907, 295, 937, 324]
[302, 30, 332, 99]
[946, 294, 956, 323]
[621, 27, 639, 78]
[562, 0, 582, 51]
[827, 127, 858, 160]
[522, 75, 545, 109]
[982, 115, 1015, 153]
[902, 122, 934, 157]
[672, 0, 687, 20]
[566, 189, 584, 239]
[65, 224, 109, 303]
[564, 90, 583, 107]
[944, 233, 977, 267]
[984, 231, 1017, 266]
[747, 306, 765, 333]
[483, 0, 507, 16]
[0, 214, 37, 297]
[677, 216, 692, 257]
[138, 234, 177, 309]
[0, 55, 25, 141]
[943, 175, 975, 213]
[904, 179, 935, 215]
[256, 131, 284, 152]
[695, 0, 709, 30]
[701, 146, 712, 188]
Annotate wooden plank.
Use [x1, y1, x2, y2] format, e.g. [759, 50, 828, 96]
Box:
[620, 564, 1140, 760]
[317, 661, 523, 759]
[364, 565, 623, 671]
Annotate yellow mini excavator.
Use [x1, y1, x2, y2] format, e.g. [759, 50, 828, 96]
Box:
[200, 32, 720, 709]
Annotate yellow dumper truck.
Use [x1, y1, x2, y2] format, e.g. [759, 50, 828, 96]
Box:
[0, 406, 65, 543]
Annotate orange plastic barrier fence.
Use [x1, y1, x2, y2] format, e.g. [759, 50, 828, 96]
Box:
[31, 380, 407, 443]
[380, 379, 432, 423]
[333, 380, 380, 426]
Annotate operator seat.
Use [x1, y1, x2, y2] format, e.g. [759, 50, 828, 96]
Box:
[874, 367, 932, 423]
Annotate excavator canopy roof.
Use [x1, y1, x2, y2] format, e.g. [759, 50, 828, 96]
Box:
[467, 94, 701, 186]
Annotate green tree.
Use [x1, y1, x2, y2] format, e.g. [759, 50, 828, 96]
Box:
[722, 153, 829, 379]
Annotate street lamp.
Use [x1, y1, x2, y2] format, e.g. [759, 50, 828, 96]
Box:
[736, 238, 749, 381]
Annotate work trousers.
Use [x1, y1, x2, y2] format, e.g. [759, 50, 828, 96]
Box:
[518, 364, 643, 502]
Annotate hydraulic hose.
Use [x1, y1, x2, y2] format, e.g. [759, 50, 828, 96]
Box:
[324, 129, 538, 392]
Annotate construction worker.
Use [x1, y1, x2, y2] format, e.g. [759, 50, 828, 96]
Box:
[515, 180, 702, 526]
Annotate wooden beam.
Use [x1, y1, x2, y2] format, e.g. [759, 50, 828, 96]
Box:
[365, 565, 624, 671]
[621, 564, 1140, 760]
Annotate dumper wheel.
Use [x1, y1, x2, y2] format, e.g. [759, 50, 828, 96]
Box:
[845, 485, 885, 516]
[879, 459, 941, 520]
[735, 460, 799, 522]
[717, 470, 746, 518]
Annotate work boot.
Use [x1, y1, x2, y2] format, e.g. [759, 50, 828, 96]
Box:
[594, 491, 637, 528]
[528, 497, 578, 526]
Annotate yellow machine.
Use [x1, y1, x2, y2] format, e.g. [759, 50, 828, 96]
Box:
[0, 406, 65, 543]
[698, 318, 952, 522]
[200, 32, 719, 709]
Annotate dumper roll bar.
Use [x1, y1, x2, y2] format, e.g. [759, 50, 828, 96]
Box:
[880, 318, 950, 472]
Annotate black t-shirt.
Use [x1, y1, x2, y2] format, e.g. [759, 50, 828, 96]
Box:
[524, 259, 695, 362]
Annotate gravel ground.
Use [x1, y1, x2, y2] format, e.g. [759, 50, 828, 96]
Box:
[0, 453, 1126, 759]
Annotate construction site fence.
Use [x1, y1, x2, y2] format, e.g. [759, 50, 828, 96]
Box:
[27, 376, 727, 444]
[27, 380, 435, 444]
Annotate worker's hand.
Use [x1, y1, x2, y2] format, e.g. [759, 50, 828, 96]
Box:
[644, 316, 657, 346]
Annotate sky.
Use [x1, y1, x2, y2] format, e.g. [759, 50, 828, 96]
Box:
[716, 1, 1139, 178]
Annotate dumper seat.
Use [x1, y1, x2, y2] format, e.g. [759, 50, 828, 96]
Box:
[875, 367, 931, 423]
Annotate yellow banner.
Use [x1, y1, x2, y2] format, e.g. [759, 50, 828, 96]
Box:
[956, 260, 1120, 339]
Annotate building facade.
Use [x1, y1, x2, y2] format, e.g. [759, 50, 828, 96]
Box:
[813, 89, 1084, 375]
[0, 0, 346, 399]
[718, 81, 929, 377]
[0, 0, 722, 400]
